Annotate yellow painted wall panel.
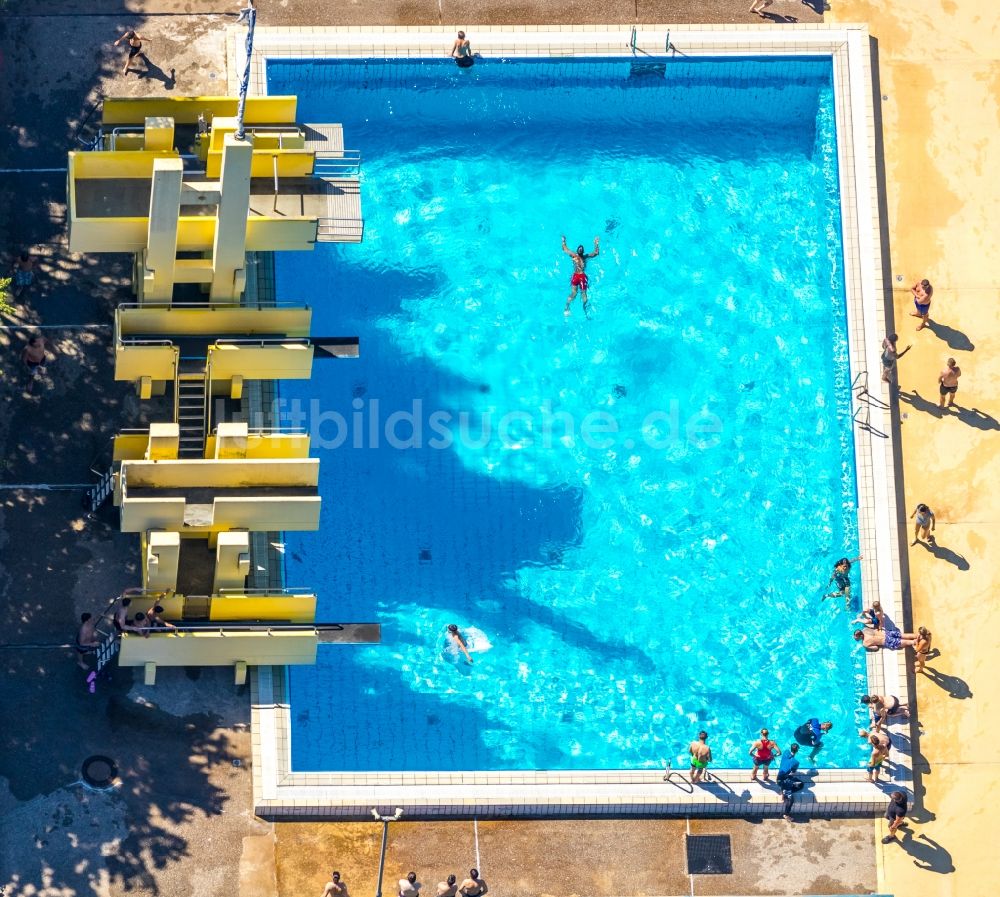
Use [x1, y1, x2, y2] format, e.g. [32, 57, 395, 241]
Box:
[73, 150, 179, 179]
[208, 596, 316, 623]
[245, 218, 318, 251]
[122, 458, 319, 488]
[120, 497, 186, 532]
[69, 218, 150, 253]
[203, 433, 312, 459]
[118, 629, 317, 667]
[113, 434, 152, 461]
[114, 344, 178, 382]
[212, 496, 321, 531]
[209, 343, 314, 381]
[102, 96, 298, 126]
[118, 306, 311, 338]
[206, 149, 314, 179]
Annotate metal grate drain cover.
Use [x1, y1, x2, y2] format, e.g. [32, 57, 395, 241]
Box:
[686, 834, 733, 875]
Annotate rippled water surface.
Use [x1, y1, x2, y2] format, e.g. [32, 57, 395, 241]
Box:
[268, 57, 869, 771]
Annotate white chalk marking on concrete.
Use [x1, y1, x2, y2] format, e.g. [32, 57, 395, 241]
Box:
[0, 323, 112, 330]
[0, 483, 91, 490]
[0, 168, 68, 174]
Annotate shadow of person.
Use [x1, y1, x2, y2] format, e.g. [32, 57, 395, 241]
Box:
[898, 389, 946, 419]
[899, 831, 956, 874]
[137, 60, 177, 90]
[921, 665, 973, 699]
[925, 319, 975, 351]
[951, 406, 1000, 431]
[918, 538, 970, 570]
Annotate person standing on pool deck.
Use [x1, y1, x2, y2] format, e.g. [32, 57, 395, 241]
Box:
[823, 555, 862, 609]
[882, 791, 908, 843]
[910, 278, 933, 330]
[689, 730, 712, 783]
[113, 28, 153, 76]
[451, 31, 474, 67]
[749, 728, 779, 782]
[74, 613, 101, 670]
[938, 357, 961, 409]
[436, 875, 458, 897]
[866, 735, 890, 783]
[322, 871, 349, 897]
[776, 743, 802, 820]
[880, 333, 911, 383]
[913, 626, 933, 674]
[910, 503, 936, 544]
[447, 624, 473, 664]
[458, 869, 487, 897]
[562, 235, 599, 317]
[398, 872, 421, 897]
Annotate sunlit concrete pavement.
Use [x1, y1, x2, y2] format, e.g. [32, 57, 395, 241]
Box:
[273, 817, 875, 897]
[827, 1, 1000, 895]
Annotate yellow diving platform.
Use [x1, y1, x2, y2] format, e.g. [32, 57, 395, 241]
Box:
[69, 95, 363, 305]
[73, 94, 371, 684]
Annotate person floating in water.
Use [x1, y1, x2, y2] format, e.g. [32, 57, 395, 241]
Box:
[822, 555, 862, 609]
[451, 31, 474, 67]
[447, 624, 473, 664]
[561, 235, 599, 317]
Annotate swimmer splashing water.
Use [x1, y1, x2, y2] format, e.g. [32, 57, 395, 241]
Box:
[562, 235, 599, 317]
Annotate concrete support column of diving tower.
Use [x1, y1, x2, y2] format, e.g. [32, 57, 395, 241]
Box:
[209, 134, 253, 303]
[143, 155, 184, 303]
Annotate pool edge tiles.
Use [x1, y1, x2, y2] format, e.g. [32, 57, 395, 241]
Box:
[245, 24, 910, 818]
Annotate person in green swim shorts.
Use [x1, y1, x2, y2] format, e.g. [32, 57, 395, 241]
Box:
[689, 730, 712, 783]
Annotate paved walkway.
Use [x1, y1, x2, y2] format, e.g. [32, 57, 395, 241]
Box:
[829, 0, 1000, 892]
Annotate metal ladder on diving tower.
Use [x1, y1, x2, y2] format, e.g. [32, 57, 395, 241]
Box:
[176, 364, 209, 458]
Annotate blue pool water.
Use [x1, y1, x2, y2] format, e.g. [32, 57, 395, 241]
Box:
[269, 57, 870, 772]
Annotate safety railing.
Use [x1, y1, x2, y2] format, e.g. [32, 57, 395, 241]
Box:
[313, 149, 362, 178]
[213, 337, 311, 348]
[316, 217, 365, 242]
[109, 126, 146, 150]
[216, 586, 314, 596]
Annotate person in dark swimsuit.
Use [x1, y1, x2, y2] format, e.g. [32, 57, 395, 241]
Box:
[561, 235, 599, 316]
[822, 555, 862, 609]
[75, 613, 101, 670]
[451, 31, 474, 67]
[114, 28, 152, 76]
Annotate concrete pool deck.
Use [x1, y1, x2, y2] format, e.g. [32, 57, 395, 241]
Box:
[826, 0, 1000, 893]
[0, 0, 996, 894]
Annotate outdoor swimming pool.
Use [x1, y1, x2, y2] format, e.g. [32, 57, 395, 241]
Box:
[269, 56, 870, 772]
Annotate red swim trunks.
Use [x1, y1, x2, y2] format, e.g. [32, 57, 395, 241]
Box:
[571, 272, 589, 290]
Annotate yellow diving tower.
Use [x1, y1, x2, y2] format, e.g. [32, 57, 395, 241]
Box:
[75, 95, 377, 684]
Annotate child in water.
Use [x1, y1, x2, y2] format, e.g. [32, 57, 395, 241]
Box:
[447, 624, 473, 664]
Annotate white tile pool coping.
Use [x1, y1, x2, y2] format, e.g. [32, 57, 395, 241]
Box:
[238, 24, 913, 818]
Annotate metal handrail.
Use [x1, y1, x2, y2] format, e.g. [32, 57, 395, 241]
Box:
[313, 149, 362, 177]
[109, 126, 145, 151]
[116, 301, 312, 310]
[316, 217, 365, 240]
[213, 337, 310, 347]
[216, 586, 313, 595]
[122, 622, 347, 634]
[120, 337, 174, 347]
